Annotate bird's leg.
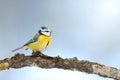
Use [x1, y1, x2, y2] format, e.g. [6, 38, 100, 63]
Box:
[31, 51, 53, 59]
[31, 51, 43, 57]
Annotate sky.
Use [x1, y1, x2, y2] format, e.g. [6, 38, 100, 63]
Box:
[0, 0, 120, 80]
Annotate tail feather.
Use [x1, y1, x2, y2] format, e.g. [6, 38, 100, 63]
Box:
[12, 46, 24, 52]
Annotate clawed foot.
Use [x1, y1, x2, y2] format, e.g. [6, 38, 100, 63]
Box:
[31, 51, 53, 59]
[31, 51, 43, 57]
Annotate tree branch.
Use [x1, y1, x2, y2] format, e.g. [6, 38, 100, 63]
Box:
[0, 53, 120, 80]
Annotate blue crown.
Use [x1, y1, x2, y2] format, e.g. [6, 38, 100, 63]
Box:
[41, 26, 48, 29]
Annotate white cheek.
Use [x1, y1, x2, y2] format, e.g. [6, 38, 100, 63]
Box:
[42, 32, 50, 36]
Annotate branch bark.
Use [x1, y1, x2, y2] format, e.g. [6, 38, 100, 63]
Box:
[0, 53, 120, 80]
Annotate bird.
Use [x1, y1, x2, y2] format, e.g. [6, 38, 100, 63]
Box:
[12, 26, 52, 55]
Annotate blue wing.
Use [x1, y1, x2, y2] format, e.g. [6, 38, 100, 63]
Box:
[24, 33, 40, 46]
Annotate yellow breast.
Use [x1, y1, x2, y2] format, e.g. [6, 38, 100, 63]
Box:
[25, 35, 51, 51]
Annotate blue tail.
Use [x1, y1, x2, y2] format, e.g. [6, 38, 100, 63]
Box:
[12, 46, 24, 52]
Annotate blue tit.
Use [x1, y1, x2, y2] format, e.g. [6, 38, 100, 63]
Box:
[12, 26, 52, 52]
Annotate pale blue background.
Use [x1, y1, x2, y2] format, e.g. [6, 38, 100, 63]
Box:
[0, 0, 120, 80]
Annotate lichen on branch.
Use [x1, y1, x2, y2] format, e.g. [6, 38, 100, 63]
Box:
[0, 52, 120, 80]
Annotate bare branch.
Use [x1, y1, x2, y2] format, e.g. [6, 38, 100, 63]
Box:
[0, 53, 120, 80]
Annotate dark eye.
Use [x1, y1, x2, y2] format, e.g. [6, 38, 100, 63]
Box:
[45, 31, 49, 32]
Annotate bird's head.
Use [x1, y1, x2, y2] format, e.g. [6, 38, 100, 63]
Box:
[38, 26, 52, 36]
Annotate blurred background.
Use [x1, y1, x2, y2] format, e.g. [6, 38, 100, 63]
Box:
[0, 0, 120, 80]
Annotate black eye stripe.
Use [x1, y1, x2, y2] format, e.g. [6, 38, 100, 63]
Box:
[42, 31, 49, 32]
